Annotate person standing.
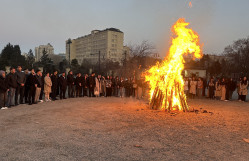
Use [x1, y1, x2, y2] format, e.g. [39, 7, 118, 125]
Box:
[39, 72, 45, 102]
[220, 78, 226, 101]
[94, 75, 102, 97]
[0, 71, 9, 109]
[184, 77, 189, 96]
[59, 72, 67, 99]
[208, 78, 215, 99]
[119, 77, 125, 98]
[44, 72, 52, 102]
[114, 76, 120, 97]
[237, 77, 242, 101]
[88, 72, 96, 97]
[227, 78, 236, 100]
[27, 69, 37, 105]
[15, 66, 26, 105]
[215, 79, 222, 100]
[189, 77, 197, 99]
[34, 70, 42, 103]
[51, 71, 58, 101]
[24, 69, 30, 103]
[67, 71, 75, 98]
[75, 73, 82, 97]
[240, 76, 248, 102]
[6, 67, 17, 107]
[197, 77, 203, 98]
[101, 76, 106, 97]
[82, 74, 89, 97]
[105, 76, 112, 97]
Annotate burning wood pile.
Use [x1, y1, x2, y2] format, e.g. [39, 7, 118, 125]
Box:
[145, 18, 202, 112]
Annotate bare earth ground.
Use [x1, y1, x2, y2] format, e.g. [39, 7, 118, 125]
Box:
[0, 97, 249, 161]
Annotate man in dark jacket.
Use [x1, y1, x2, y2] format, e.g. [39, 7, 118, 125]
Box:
[6, 67, 18, 107]
[15, 66, 26, 105]
[34, 70, 42, 103]
[51, 71, 58, 100]
[75, 73, 82, 97]
[67, 71, 75, 98]
[27, 69, 37, 105]
[59, 72, 67, 99]
[0, 71, 9, 109]
[82, 74, 89, 97]
[24, 69, 30, 103]
[88, 72, 96, 97]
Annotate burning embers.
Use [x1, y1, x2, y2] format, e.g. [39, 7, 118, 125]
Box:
[145, 18, 202, 112]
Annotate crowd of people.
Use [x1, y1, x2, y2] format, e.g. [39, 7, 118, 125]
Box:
[184, 76, 248, 102]
[0, 66, 145, 110]
[0, 66, 248, 110]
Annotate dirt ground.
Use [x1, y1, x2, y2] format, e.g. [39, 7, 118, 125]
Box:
[0, 97, 249, 161]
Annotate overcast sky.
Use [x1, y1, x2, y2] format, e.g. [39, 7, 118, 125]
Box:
[0, 0, 248, 57]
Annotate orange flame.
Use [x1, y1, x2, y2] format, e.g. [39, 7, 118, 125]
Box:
[145, 18, 202, 111]
[189, 1, 192, 8]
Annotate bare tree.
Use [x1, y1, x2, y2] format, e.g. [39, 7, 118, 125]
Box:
[128, 40, 156, 57]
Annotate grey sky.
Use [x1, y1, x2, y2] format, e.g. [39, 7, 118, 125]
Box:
[0, 0, 248, 57]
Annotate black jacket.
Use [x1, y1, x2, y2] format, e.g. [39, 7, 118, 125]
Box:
[51, 74, 58, 87]
[7, 73, 18, 88]
[82, 77, 89, 88]
[35, 75, 42, 88]
[67, 74, 74, 85]
[59, 76, 67, 90]
[75, 76, 82, 87]
[88, 76, 96, 87]
[0, 76, 8, 93]
[27, 74, 37, 88]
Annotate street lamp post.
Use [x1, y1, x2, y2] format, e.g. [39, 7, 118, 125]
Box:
[67, 38, 72, 66]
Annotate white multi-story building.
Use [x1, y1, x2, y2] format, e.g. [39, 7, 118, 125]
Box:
[35, 43, 54, 61]
[66, 28, 128, 65]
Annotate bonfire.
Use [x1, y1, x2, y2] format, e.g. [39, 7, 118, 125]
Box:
[145, 18, 202, 112]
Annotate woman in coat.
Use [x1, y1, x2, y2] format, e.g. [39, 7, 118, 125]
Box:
[215, 79, 222, 100]
[189, 77, 197, 99]
[220, 78, 226, 101]
[208, 78, 215, 99]
[44, 72, 52, 102]
[105, 76, 112, 97]
[94, 75, 102, 97]
[240, 76, 248, 102]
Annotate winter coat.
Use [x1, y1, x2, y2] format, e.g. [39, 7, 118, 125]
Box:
[88, 76, 96, 88]
[44, 76, 52, 93]
[7, 73, 18, 88]
[94, 78, 102, 96]
[26, 73, 37, 88]
[105, 79, 112, 88]
[51, 74, 58, 88]
[67, 74, 74, 85]
[59, 76, 67, 90]
[184, 80, 189, 91]
[0, 76, 8, 93]
[189, 81, 197, 94]
[240, 81, 248, 96]
[36, 75, 42, 88]
[75, 76, 82, 87]
[215, 82, 222, 97]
